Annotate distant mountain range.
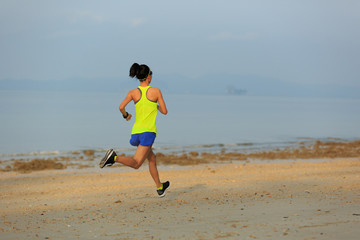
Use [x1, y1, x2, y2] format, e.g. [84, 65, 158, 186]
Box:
[1, 74, 359, 98]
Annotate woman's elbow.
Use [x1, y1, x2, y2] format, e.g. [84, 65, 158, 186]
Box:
[159, 108, 167, 115]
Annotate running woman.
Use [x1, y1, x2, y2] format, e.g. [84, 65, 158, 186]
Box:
[99, 63, 170, 197]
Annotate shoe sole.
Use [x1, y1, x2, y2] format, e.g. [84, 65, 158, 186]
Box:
[99, 149, 114, 168]
[158, 182, 171, 198]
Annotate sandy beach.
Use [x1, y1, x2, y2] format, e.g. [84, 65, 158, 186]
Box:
[1, 155, 360, 239]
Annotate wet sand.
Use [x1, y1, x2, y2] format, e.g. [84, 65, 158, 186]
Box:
[1, 157, 360, 239]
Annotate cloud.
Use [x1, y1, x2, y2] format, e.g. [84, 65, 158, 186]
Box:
[209, 32, 259, 41]
[130, 18, 146, 28]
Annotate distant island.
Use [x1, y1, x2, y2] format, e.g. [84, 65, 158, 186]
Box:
[226, 85, 247, 95]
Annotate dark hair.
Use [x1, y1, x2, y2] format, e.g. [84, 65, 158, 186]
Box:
[129, 63, 152, 81]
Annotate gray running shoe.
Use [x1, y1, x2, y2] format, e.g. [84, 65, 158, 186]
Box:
[99, 149, 117, 168]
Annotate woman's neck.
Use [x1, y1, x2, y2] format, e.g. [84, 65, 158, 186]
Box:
[140, 81, 150, 87]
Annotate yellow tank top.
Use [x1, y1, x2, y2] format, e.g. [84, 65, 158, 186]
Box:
[131, 86, 158, 134]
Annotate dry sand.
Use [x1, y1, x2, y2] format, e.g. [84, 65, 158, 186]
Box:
[1, 158, 360, 239]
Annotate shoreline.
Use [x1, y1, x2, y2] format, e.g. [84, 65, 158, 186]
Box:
[1, 158, 359, 239]
[1, 139, 359, 173]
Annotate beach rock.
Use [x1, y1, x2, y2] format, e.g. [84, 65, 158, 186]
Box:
[189, 152, 199, 157]
[83, 150, 95, 156]
[156, 152, 165, 158]
[12, 159, 66, 173]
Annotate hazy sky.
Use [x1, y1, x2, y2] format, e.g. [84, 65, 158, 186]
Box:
[0, 0, 359, 86]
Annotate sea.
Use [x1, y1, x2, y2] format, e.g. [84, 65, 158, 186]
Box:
[0, 90, 359, 160]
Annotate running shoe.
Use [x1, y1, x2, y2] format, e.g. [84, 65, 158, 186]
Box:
[157, 181, 170, 198]
[99, 149, 117, 168]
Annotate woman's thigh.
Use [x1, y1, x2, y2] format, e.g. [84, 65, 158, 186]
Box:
[133, 145, 151, 166]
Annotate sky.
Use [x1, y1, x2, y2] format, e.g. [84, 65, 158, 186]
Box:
[0, 0, 359, 87]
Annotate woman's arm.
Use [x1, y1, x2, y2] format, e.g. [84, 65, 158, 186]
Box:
[157, 89, 168, 115]
[119, 91, 133, 121]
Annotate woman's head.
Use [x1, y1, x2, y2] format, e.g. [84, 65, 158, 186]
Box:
[129, 63, 152, 82]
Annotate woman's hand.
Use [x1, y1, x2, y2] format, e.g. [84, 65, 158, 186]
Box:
[122, 111, 132, 121]
[125, 113, 132, 121]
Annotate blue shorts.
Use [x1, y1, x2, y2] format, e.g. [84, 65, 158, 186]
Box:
[129, 132, 156, 147]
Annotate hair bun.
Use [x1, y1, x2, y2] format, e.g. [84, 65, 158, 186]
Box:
[129, 63, 140, 78]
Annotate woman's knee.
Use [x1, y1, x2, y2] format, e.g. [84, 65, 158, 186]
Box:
[131, 159, 143, 169]
[148, 153, 156, 163]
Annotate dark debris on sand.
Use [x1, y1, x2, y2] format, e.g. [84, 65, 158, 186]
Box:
[1, 140, 360, 173]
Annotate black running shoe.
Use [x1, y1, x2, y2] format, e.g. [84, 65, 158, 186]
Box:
[157, 181, 170, 198]
[99, 149, 117, 168]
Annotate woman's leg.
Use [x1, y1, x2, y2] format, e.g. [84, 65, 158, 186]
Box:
[115, 145, 151, 169]
[147, 149, 162, 188]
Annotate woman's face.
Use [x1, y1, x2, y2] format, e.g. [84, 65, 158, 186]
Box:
[147, 74, 152, 84]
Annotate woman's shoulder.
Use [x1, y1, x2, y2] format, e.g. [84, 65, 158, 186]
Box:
[128, 88, 141, 98]
[149, 87, 162, 93]
[149, 87, 164, 97]
[129, 88, 140, 93]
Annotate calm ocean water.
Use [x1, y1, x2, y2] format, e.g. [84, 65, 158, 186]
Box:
[0, 90, 359, 156]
